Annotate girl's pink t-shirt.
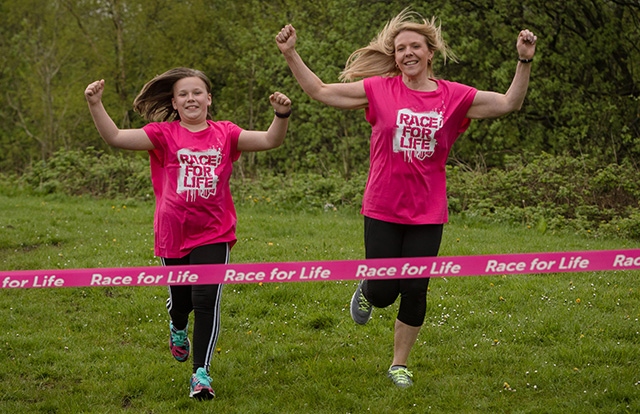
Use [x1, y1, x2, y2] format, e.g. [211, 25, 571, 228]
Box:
[362, 76, 477, 224]
[143, 120, 242, 258]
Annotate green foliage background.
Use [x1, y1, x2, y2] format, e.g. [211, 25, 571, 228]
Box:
[0, 0, 639, 176]
[6, 148, 639, 241]
[1, 1, 639, 240]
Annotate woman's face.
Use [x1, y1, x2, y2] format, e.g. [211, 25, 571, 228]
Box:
[394, 30, 434, 77]
[171, 76, 212, 123]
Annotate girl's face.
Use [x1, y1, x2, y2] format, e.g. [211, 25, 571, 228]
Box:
[171, 77, 212, 123]
[394, 30, 434, 77]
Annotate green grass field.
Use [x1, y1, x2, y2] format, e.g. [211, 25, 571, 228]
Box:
[0, 193, 638, 413]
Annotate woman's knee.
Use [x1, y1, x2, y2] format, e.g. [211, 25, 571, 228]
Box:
[397, 298, 426, 326]
[396, 279, 429, 326]
[364, 280, 399, 308]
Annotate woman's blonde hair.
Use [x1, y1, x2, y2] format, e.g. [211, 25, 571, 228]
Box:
[339, 7, 454, 81]
[133, 67, 212, 122]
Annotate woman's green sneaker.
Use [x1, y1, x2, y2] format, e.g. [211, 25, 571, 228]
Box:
[387, 365, 414, 388]
[350, 281, 373, 325]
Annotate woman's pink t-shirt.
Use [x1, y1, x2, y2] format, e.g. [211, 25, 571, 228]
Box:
[143, 120, 242, 258]
[362, 76, 477, 225]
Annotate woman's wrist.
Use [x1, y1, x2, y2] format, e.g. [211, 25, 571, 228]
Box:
[518, 57, 533, 63]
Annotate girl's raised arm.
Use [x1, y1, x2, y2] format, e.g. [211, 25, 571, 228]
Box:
[85, 80, 154, 151]
[237, 92, 292, 152]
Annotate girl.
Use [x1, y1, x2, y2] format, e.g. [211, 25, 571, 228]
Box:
[85, 67, 292, 400]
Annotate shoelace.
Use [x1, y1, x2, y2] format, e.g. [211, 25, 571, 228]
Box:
[193, 370, 212, 386]
[171, 329, 188, 347]
[358, 293, 371, 311]
[389, 367, 413, 385]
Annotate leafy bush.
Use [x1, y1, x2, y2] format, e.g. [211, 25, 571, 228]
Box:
[447, 153, 640, 239]
[19, 148, 152, 200]
[9, 149, 640, 240]
[230, 172, 367, 211]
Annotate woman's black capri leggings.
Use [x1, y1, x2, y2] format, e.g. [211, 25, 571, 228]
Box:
[361, 216, 443, 327]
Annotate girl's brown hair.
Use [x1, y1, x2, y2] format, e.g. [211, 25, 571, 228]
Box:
[133, 67, 212, 122]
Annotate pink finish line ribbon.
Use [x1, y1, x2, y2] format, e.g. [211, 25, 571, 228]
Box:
[1, 249, 639, 289]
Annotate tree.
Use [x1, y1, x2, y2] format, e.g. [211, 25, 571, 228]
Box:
[429, 0, 640, 168]
[0, 0, 88, 169]
[0, 0, 638, 175]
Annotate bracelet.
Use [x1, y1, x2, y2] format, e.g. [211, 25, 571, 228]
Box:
[274, 108, 292, 118]
[518, 57, 533, 63]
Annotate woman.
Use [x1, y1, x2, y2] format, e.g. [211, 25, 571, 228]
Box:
[275, 9, 536, 388]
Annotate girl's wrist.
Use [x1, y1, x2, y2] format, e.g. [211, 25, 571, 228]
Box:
[274, 108, 292, 118]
